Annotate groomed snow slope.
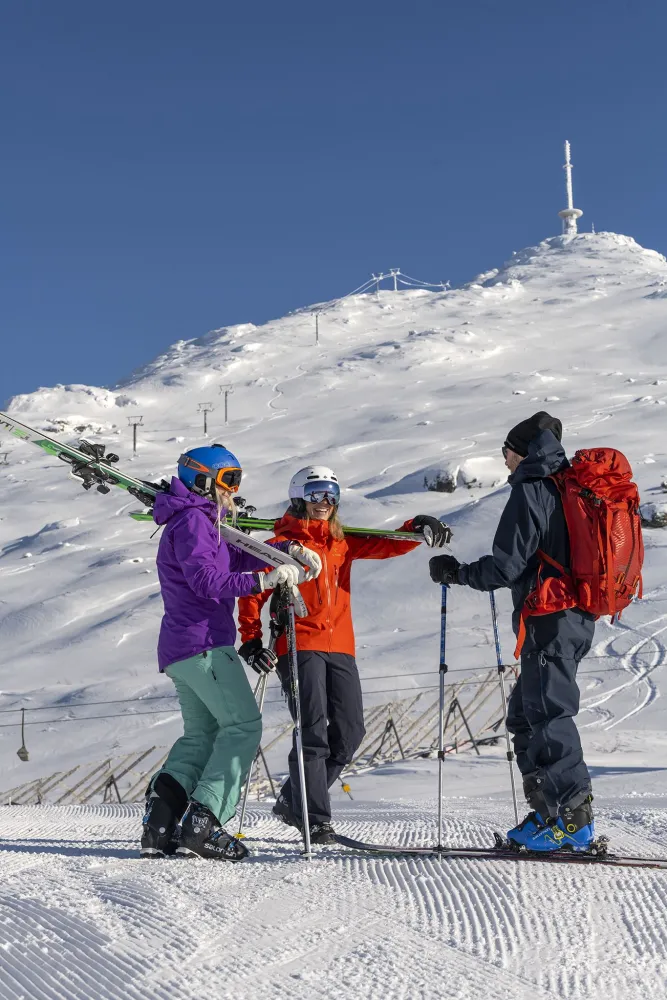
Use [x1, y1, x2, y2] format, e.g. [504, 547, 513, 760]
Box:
[1, 759, 666, 1000]
[1, 231, 667, 999]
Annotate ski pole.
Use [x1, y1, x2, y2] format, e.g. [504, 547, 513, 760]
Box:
[237, 671, 270, 839]
[237, 620, 283, 838]
[286, 593, 312, 860]
[489, 591, 520, 826]
[437, 584, 448, 850]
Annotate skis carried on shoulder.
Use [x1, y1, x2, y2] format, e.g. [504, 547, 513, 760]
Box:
[332, 833, 667, 870]
[0, 409, 424, 542]
[0, 411, 304, 574]
[0, 410, 161, 508]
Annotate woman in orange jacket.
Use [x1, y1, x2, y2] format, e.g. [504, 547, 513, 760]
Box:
[237, 465, 451, 843]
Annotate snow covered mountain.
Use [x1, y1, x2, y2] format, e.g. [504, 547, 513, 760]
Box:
[1, 231, 667, 787]
[2, 231, 667, 1000]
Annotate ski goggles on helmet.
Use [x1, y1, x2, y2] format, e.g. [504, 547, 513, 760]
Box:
[302, 481, 340, 505]
[214, 467, 243, 492]
[178, 455, 242, 493]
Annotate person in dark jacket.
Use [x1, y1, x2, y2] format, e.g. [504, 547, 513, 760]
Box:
[429, 412, 596, 852]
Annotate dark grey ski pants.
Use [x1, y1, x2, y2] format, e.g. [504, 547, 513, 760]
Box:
[507, 608, 595, 816]
[276, 650, 366, 826]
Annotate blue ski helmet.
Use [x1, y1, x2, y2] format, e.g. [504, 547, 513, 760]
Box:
[177, 444, 242, 497]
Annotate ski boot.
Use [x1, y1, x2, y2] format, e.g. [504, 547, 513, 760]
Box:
[177, 801, 250, 862]
[520, 797, 595, 853]
[272, 793, 301, 831]
[141, 773, 187, 858]
[507, 811, 547, 847]
[507, 774, 549, 847]
[309, 822, 336, 846]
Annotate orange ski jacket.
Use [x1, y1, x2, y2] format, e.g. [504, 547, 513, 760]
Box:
[237, 513, 420, 657]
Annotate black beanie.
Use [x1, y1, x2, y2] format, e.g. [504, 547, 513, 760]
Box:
[504, 411, 562, 458]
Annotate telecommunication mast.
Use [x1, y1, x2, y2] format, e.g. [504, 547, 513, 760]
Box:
[558, 140, 583, 235]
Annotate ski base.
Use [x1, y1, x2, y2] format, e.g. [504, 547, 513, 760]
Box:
[332, 833, 667, 870]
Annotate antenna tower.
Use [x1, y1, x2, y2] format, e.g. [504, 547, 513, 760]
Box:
[558, 140, 583, 236]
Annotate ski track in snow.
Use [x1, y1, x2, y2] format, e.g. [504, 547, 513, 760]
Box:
[0, 802, 666, 1000]
[267, 364, 309, 420]
[581, 618, 667, 730]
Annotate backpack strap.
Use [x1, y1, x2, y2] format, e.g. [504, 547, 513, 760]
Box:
[513, 549, 577, 659]
[605, 504, 616, 616]
[537, 549, 567, 575]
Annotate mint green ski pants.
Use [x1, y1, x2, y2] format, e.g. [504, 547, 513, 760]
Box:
[160, 646, 262, 826]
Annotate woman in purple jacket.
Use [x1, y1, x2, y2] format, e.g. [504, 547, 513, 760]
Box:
[141, 444, 315, 861]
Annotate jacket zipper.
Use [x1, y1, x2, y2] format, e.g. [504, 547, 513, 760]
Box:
[334, 566, 339, 605]
[322, 551, 333, 651]
[315, 578, 323, 605]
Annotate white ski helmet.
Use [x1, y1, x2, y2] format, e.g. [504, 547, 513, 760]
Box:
[288, 465, 340, 504]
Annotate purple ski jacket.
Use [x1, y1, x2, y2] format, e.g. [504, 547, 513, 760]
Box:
[154, 478, 276, 670]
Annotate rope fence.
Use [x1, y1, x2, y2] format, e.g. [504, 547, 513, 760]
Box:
[0, 671, 505, 806]
[0, 649, 661, 729]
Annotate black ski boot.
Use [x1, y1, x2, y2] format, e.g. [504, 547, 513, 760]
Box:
[177, 801, 249, 862]
[141, 773, 187, 858]
[272, 793, 302, 830]
[310, 822, 336, 845]
[558, 796, 595, 847]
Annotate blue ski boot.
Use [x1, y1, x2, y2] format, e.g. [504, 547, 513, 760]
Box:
[507, 773, 550, 847]
[521, 798, 595, 853]
[507, 810, 547, 847]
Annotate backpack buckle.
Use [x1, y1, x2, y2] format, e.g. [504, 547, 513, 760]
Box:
[579, 487, 603, 507]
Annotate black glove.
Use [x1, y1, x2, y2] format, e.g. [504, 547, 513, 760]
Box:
[238, 638, 278, 675]
[411, 515, 452, 548]
[429, 554, 461, 585]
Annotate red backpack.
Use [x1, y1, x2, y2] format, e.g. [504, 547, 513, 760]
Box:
[515, 448, 644, 658]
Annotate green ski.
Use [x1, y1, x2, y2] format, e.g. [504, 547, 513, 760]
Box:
[0, 411, 305, 571]
[0, 410, 424, 543]
[0, 410, 162, 507]
[129, 510, 421, 541]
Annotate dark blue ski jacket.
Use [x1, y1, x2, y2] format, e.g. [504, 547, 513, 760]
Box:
[457, 429, 573, 632]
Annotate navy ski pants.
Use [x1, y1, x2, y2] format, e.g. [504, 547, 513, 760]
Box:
[507, 608, 595, 816]
[276, 650, 366, 826]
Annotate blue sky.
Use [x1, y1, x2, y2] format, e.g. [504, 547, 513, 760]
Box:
[2, 0, 666, 407]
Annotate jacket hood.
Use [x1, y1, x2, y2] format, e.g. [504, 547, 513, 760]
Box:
[273, 511, 334, 544]
[153, 477, 216, 525]
[509, 429, 569, 485]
